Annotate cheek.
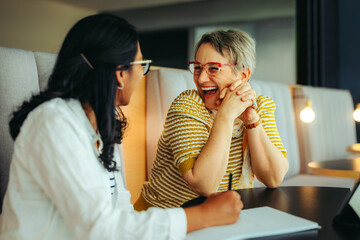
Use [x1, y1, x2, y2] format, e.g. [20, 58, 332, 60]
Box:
[194, 79, 200, 89]
[193, 78, 201, 89]
[208, 76, 226, 90]
[215, 74, 236, 89]
[128, 74, 144, 97]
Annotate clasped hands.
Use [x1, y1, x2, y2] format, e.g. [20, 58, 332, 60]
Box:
[215, 79, 259, 125]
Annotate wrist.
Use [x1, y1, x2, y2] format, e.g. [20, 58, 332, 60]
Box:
[215, 109, 237, 124]
[198, 201, 220, 228]
[242, 112, 260, 125]
[244, 117, 262, 129]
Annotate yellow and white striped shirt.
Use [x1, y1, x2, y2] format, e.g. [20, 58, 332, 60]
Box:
[141, 90, 287, 208]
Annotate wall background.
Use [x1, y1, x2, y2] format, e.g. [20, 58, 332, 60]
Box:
[116, 0, 297, 85]
[0, 0, 96, 53]
[339, 0, 360, 141]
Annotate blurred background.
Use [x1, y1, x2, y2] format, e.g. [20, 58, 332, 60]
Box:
[0, 0, 359, 141]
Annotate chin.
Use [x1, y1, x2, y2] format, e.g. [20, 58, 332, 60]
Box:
[204, 101, 218, 111]
[117, 98, 130, 106]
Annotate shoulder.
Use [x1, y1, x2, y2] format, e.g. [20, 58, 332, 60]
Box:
[173, 89, 203, 106]
[15, 98, 94, 168]
[164, 89, 212, 127]
[256, 95, 276, 114]
[28, 98, 78, 125]
[19, 98, 85, 141]
[170, 90, 208, 115]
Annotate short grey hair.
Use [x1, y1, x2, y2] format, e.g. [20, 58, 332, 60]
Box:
[194, 29, 256, 75]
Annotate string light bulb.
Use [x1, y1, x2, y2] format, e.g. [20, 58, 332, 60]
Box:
[300, 99, 316, 123]
[353, 103, 360, 122]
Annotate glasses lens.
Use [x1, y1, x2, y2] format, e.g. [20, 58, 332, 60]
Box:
[205, 63, 220, 76]
[189, 63, 202, 76]
[187, 63, 194, 73]
[188, 62, 222, 76]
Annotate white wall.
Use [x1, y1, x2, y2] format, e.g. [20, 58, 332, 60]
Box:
[254, 19, 296, 85]
[0, 0, 96, 53]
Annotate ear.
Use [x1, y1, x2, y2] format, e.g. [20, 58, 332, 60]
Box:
[241, 69, 252, 83]
[115, 67, 126, 89]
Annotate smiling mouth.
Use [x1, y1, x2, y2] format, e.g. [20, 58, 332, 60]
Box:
[201, 86, 219, 97]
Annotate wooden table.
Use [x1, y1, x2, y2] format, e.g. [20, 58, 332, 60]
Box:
[308, 158, 360, 181]
[182, 187, 360, 240]
[346, 143, 360, 154]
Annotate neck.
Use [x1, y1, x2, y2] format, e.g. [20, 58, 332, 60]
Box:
[82, 103, 98, 132]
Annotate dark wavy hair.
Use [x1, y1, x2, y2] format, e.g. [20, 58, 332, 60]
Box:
[9, 14, 138, 171]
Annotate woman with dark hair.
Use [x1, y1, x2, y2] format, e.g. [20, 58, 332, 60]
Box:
[0, 14, 242, 239]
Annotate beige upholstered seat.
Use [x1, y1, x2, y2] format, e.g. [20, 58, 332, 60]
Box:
[292, 85, 357, 173]
[0, 46, 57, 212]
[146, 68, 196, 178]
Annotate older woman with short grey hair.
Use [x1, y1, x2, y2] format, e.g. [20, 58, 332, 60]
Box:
[135, 29, 289, 210]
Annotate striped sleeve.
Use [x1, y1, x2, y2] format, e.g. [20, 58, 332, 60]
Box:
[256, 95, 287, 158]
[163, 90, 212, 176]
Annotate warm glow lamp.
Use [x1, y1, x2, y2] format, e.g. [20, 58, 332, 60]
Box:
[300, 99, 315, 123]
[353, 103, 360, 122]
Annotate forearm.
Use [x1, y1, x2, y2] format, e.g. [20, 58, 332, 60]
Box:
[184, 114, 233, 195]
[184, 204, 210, 232]
[246, 125, 289, 188]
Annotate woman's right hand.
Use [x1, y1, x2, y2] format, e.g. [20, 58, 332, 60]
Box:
[217, 82, 255, 121]
[185, 191, 243, 233]
[202, 191, 243, 225]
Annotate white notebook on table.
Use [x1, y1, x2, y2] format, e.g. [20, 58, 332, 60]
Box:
[187, 206, 320, 240]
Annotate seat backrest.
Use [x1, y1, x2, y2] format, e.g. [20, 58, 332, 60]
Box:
[292, 85, 357, 173]
[145, 68, 300, 181]
[146, 68, 196, 178]
[0, 46, 55, 213]
[250, 80, 300, 180]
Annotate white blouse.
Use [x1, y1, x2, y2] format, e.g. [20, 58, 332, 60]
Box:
[0, 98, 186, 240]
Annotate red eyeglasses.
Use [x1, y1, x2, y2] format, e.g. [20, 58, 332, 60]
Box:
[187, 61, 236, 77]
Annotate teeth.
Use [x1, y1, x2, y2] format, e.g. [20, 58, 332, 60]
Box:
[201, 86, 218, 91]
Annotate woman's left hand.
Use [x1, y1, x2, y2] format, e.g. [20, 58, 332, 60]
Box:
[218, 79, 259, 124]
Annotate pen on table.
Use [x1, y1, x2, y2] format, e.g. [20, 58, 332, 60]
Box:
[228, 172, 233, 190]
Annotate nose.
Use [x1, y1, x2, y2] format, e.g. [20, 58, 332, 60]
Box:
[196, 67, 210, 84]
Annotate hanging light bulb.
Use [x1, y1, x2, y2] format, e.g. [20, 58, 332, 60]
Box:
[300, 99, 316, 123]
[353, 103, 360, 122]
